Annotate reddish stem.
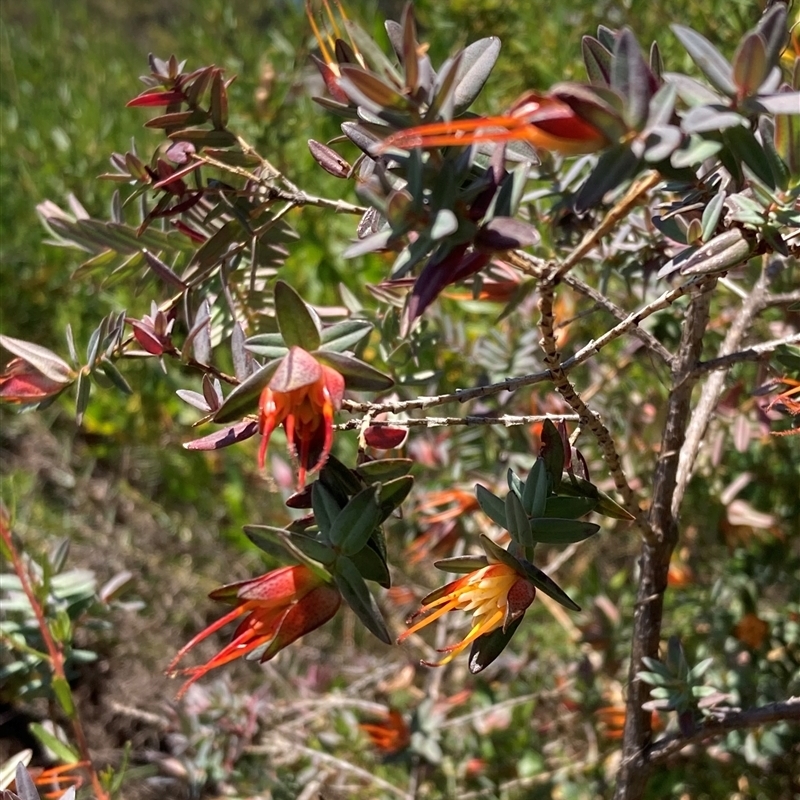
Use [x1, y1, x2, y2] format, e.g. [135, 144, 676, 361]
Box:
[0, 510, 110, 800]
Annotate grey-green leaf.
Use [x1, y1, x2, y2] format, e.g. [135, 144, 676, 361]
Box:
[334, 556, 392, 644]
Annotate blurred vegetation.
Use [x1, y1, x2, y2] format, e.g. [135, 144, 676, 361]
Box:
[1, 0, 798, 798]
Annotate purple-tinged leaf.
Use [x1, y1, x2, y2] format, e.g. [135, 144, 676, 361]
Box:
[167, 128, 237, 148]
[176, 389, 211, 412]
[0, 335, 74, 382]
[184, 298, 212, 365]
[476, 217, 540, 250]
[210, 69, 228, 129]
[274, 281, 321, 351]
[671, 25, 736, 97]
[681, 105, 746, 133]
[308, 140, 351, 178]
[753, 92, 800, 115]
[338, 66, 409, 113]
[755, 2, 789, 69]
[183, 420, 259, 450]
[202, 373, 222, 410]
[642, 125, 683, 162]
[231, 321, 252, 383]
[611, 28, 652, 130]
[574, 144, 641, 213]
[582, 36, 613, 86]
[732, 32, 768, 99]
[142, 250, 188, 289]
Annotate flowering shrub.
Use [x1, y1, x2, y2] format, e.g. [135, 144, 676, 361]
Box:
[1, 1, 798, 797]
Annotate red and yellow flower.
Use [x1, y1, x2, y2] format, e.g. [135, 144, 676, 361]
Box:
[258, 347, 345, 486]
[168, 564, 340, 697]
[398, 562, 536, 666]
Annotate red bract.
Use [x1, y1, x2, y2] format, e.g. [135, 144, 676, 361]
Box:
[0, 357, 73, 404]
[259, 347, 345, 487]
[168, 564, 340, 698]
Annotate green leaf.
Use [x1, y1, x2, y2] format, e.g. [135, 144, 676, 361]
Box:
[313, 351, 394, 391]
[543, 496, 597, 519]
[319, 319, 374, 353]
[243, 525, 332, 578]
[701, 190, 726, 241]
[51, 675, 76, 717]
[98, 359, 132, 395]
[212, 358, 281, 423]
[469, 614, 525, 673]
[244, 332, 289, 359]
[529, 518, 600, 544]
[291, 533, 337, 567]
[519, 561, 580, 611]
[274, 280, 321, 351]
[356, 458, 414, 483]
[476, 484, 507, 528]
[311, 481, 342, 536]
[433, 555, 490, 574]
[540, 419, 565, 488]
[349, 543, 391, 588]
[723, 125, 776, 188]
[29, 722, 81, 764]
[479, 534, 525, 573]
[522, 459, 548, 518]
[507, 468, 524, 499]
[329, 485, 381, 555]
[452, 36, 502, 113]
[378, 476, 414, 523]
[575, 143, 641, 213]
[334, 556, 392, 644]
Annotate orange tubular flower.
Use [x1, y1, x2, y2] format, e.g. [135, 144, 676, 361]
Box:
[259, 347, 345, 487]
[0, 357, 73, 404]
[398, 562, 536, 666]
[168, 564, 340, 698]
[360, 709, 411, 754]
[381, 90, 610, 157]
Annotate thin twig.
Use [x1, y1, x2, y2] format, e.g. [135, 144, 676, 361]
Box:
[248, 735, 410, 799]
[553, 171, 662, 280]
[690, 332, 800, 377]
[343, 277, 701, 416]
[563, 274, 673, 365]
[538, 281, 644, 525]
[336, 413, 580, 430]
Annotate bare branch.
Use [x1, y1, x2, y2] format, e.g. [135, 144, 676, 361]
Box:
[538, 281, 645, 526]
[691, 332, 800, 377]
[337, 413, 580, 429]
[673, 265, 775, 515]
[645, 697, 800, 766]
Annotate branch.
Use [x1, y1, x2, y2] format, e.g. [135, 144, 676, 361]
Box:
[336, 413, 580, 429]
[614, 278, 716, 800]
[645, 697, 800, 766]
[538, 281, 644, 524]
[691, 332, 800, 377]
[344, 277, 702, 415]
[563, 274, 673, 365]
[553, 171, 662, 280]
[673, 265, 774, 514]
